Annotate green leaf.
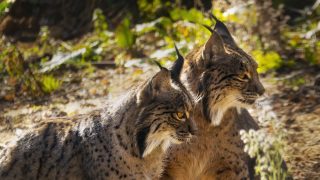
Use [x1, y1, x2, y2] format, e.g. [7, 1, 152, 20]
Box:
[252, 50, 282, 73]
[0, 0, 12, 17]
[41, 75, 61, 93]
[115, 18, 135, 49]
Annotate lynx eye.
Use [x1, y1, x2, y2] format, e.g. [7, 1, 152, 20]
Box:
[175, 112, 185, 120]
[240, 73, 250, 80]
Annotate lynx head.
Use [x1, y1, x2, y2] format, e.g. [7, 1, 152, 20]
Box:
[184, 15, 265, 126]
[135, 46, 196, 158]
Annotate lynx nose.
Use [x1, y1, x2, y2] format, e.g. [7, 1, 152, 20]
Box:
[188, 119, 197, 135]
[248, 79, 265, 96]
[177, 120, 197, 136]
[256, 83, 265, 96]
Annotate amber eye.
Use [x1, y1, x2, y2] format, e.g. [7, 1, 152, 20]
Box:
[240, 73, 250, 80]
[176, 112, 185, 120]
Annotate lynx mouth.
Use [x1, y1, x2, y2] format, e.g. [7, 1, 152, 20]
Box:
[239, 98, 256, 105]
[239, 92, 260, 105]
[174, 133, 193, 143]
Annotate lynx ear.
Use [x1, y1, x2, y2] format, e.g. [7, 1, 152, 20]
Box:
[210, 14, 237, 47]
[202, 31, 226, 61]
[170, 44, 184, 81]
[137, 68, 171, 105]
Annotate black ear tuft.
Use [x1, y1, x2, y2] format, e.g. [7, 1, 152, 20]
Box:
[170, 44, 184, 81]
[210, 13, 237, 47]
[202, 24, 213, 33]
[174, 44, 183, 60]
[153, 60, 163, 70]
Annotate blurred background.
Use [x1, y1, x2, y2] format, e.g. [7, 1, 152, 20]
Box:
[0, 0, 319, 179]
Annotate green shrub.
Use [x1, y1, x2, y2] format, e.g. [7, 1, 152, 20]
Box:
[0, 0, 12, 17]
[170, 8, 210, 25]
[41, 75, 61, 93]
[0, 45, 25, 77]
[240, 128, 288, 180]
[93, 9, 108, 33]
[115, 17, 135, 49]
[252, 50, 282, 73]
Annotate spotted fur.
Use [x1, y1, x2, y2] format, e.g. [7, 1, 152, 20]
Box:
[0, 54, 195, 180]
[162, 16, 265, 180]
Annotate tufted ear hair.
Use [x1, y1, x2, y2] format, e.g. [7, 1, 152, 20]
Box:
[170, 44, 184, 82]
[153, 60, 164, 70]
[202, 24, 214, 33]
[202, 31, 226, 61]
[136, 68, 171, 106]
[210, 14, 237, 47]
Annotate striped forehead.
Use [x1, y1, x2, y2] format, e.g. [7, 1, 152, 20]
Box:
[226, 46, 258, 71]
[170, 80, 193, 110]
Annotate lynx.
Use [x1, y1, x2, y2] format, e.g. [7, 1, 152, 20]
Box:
[0, 49, 196, 180]
[162, 16, 265, 180]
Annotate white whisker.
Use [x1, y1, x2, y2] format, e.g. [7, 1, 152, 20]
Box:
[194, 93, 204, 103]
